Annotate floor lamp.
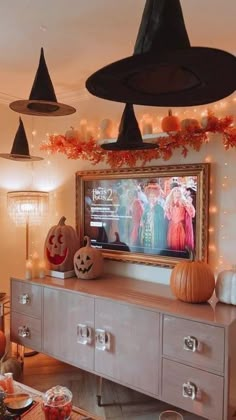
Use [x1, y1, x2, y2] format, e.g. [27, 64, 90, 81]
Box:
[7, 191, 49, 260]
[7, 191, 49, 358]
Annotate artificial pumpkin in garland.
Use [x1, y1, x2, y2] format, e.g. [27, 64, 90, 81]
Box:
[180, 118, 200, 131]
[170, 253, 215, 303]
[215, 266, 236, 305]
[161, 109, 180, 133]
[74, 236, 104, 280]
[44, 216, 80, 272]
[65, 126, 79, 141]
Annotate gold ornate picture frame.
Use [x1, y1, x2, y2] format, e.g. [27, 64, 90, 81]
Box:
[76, 163, 209, 268]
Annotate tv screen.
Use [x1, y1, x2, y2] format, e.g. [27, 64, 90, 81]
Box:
[82, 174, 198, 259]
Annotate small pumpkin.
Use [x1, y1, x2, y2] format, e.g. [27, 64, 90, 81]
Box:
[180, 118, 200, 131]
[44, 216, 80, 272]
[0, 354, 22, 381]
[74, 236, 104, 280]
[161, 109, 180, 132]
[65, 126, 79, 141]
[0, 331, 6, 358]
[215, 266, 236, 305]
[170, 253, 215, 303]
[201, 114, 218, 130]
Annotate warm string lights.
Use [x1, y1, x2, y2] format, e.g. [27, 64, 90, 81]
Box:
[207, 157, 235, 274]
[40, 112, 235, 168]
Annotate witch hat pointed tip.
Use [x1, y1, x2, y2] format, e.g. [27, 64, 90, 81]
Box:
[9, 48, 76, 117]
[101, 103, 158, 151]
[0, 118, 44, 161]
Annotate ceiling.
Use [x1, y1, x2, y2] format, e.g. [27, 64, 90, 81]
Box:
[0, 0, 235, 120]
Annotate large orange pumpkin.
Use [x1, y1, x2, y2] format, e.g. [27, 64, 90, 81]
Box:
[161, 109, 180, 132]
[170, 257, 215, 303]
[44, 216, 80, 272]
[74, 236, 104, 280]
[0, 330, 6, 358]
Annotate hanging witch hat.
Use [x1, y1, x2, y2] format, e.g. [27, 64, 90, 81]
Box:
[86, 0, 236, 107]
[101, 103, 158, 150]
[0, 117, 43, 161]
[10, 48, 76, 117]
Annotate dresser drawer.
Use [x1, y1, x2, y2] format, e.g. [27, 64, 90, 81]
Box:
[11, 279, 42, 318]
[11, 311, 42, 351]
[163, 315, 224, 373]
[162, 358, 224, 420]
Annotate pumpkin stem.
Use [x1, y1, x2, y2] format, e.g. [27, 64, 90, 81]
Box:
[84, 235, 91, 247]
[58, 216, 66, 226]
[168, 109, 172, 116]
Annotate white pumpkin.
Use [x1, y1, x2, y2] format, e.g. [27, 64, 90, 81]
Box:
[201, 115, 217, 130]
[65, 126, 79, 141]
[215, 268, 236, 305]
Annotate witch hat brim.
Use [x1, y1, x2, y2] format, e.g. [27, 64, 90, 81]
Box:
[86, 0, 236, 107]
[9, 48, 76, 117]
[0, 117, 43, 161]
[101, 103, 158, 151]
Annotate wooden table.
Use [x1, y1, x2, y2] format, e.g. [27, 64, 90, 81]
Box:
[13, 382, 104, 420]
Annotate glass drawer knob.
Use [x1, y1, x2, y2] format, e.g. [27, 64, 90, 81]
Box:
[18, 294, 30, 305]
[183, 335, 198, 352]
[18, 326, 30, 338]
[183, 381, 197, 400]
[77, 324, 92, 345]
[95, 329, 111, 351]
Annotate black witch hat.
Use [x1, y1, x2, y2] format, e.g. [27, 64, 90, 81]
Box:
[86, 0, 236, 107]
[0, 117, 43, 161]
[101, 103, 158, 150]
[10, 48, 76, 117]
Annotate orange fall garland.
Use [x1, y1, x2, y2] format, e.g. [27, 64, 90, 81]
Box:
[40, 113, 236, 168]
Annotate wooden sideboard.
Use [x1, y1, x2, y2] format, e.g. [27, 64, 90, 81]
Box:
[10, 274, 236, 420]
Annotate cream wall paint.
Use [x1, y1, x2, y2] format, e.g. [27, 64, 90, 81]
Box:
[0, 103, 235, 294]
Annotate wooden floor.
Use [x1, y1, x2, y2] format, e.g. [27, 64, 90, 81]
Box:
[21, 352, 205, 420]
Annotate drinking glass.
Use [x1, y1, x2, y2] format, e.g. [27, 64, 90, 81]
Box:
[159, 410, 184, 420]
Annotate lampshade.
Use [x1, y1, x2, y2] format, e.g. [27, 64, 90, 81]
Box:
[7, 191, 49, 225]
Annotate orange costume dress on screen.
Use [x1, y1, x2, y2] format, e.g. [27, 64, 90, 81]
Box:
[164, 187, 195, 251]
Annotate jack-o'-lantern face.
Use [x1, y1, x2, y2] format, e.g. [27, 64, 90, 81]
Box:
[74, 236, 103, 280]
[46, 232, 68, 265]
[44, 216, 79, 272]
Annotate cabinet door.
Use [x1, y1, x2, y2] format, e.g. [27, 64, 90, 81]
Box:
[43, 288, 94, 371]
[95, 299, 159, 396]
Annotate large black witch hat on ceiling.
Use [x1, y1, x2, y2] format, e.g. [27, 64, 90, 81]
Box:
[0, 117, 43, 161]
[86, 0, 236, 107]
[101, 103, 158, 151]
[10, 48, 76, 117]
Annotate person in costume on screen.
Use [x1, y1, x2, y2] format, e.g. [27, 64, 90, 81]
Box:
[140, 183, 167, 252]
[164, 186, 195, 251]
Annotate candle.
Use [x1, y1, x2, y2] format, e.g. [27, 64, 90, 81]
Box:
[80, 119, 88, 141]
[25, 259, 33, 280]
[38, 260, 46, 279]
[31, 251, 40, 278]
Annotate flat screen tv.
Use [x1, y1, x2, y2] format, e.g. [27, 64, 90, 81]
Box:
[76, 163, 209, 267]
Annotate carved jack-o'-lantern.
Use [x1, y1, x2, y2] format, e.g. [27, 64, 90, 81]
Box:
[44, 216, 79, 272]
[74, 236, 104, 280]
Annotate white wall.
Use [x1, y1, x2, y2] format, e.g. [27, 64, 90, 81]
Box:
[0, 102, 235, 293]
